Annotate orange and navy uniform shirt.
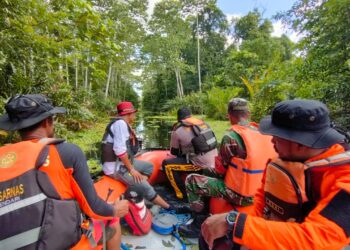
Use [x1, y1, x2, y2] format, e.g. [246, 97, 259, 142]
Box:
[232, 144, 350, 249]
[36, 140, 114, 220]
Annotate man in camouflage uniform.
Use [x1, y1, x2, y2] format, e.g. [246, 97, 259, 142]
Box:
[179, 98, 254, 237]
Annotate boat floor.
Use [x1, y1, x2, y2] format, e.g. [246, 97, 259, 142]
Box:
[121, 224, 198, 250]
[120, 185, 199, 250]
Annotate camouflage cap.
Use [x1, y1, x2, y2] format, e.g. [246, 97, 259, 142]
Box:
[228, 98, 249, 113]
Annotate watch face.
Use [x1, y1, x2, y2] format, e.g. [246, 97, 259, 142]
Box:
[226, 211, 237, 224]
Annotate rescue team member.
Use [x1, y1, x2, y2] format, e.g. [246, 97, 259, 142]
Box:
[0, 94, 129, 250]
[200, 99, 350, 250]
[179, 98, 276, 238]
[101, 101, 189, 212]
[162, 107, 218, 200]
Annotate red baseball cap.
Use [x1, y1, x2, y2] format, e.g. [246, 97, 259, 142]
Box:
[115, 101, 137, 116]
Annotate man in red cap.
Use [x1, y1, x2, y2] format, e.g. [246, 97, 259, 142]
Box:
[101, 101, 188, 212]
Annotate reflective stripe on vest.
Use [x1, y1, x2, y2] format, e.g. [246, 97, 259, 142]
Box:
[0, 227, 41, 249]
[224, 123, 277, 197]
[0, 193, 47, 216]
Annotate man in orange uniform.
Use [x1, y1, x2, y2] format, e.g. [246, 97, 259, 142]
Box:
[0, 94, 129, 249]
[200, 99, 350, 250]
[179, 98, 276, 238]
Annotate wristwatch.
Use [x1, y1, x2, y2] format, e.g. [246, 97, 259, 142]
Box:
[226, 210, 238, 239]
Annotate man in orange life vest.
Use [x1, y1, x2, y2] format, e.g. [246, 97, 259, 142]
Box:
[179, 98, 276, 238]
[0, 94, 129, 250]
[162, 107, 218, 201]
[200, 99, 350, 250]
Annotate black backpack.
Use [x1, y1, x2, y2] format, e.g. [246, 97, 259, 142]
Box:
[179, 120, 217, 154]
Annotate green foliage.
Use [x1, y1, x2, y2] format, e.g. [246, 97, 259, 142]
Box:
[277, 0, 350, 128]
[162, 92, 206, 114]
[205, 87, 243, 120]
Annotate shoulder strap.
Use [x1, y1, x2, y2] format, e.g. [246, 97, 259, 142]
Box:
[106, 119, 118, 139]
[36, 138, 65, 168]
[106, 118, 134, 139]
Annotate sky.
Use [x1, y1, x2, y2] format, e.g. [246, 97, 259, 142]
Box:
[148, 0, 300, 42]
[217, 0, 296, 19]
[217, 0, 300, 42]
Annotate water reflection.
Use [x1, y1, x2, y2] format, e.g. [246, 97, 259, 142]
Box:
[136, 114, 174, 149]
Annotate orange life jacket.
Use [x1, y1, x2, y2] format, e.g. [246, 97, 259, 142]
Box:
[224, 124, 277, 198]
[264, 150, 350, 222]
[0, 139, 90, 249]
[0, 139, 102, 250]
[175, 117, 217, 154]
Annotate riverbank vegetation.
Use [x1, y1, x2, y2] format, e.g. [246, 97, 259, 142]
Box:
[1, 0, 349, 146]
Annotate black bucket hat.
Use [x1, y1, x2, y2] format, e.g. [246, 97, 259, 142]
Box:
[259, 99, 345, 148]
[177, 107, 191, 121]
[0, 94, 66, 131]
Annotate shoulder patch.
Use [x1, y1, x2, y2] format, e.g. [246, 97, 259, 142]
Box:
[320, 189, 350, 237]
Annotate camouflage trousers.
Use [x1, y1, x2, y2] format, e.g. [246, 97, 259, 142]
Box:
[185, 173, 253, 213]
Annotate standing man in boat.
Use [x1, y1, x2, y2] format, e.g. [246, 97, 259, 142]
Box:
[101, 101, 189, 212]
[162, 107, 218, 200]
[0, 94, 129, 250]
[179, 98, 276, 238]
[200, 99, 350, 250]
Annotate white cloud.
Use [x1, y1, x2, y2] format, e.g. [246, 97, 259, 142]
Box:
[272, 20, 302, 43]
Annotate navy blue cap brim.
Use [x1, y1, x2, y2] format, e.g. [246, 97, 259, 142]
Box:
[0, 107, 66, 131]
[259, 115, 345, 148]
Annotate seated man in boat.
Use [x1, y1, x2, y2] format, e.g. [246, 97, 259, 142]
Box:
[179, 98, 276, 238]
[0, 94, 129, 250]
[200, 99, 350, 250]
[162, 107, 218, 200]
[101, 101, 188, 212]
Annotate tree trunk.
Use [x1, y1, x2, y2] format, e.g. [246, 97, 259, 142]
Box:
[197, 12, 202, 93]
[30, 48, 34, 79]
[84, 66, 89, 90]
[105, 61, 113, 98]
[75, 55, 78, 90]
[178, 68, 184, 97]
[65, 52, 69, 85]
[175, 68, 181, 98]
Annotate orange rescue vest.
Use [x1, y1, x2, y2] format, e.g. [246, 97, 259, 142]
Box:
[264, 150, 350, 222]
[224, 124, 277, 198]
[0, 139, 90, 249]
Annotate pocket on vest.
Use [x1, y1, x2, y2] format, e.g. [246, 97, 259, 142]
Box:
[37, 199, 82, 250]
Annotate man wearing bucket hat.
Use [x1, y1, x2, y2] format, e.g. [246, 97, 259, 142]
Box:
[101, 101, 188, 212]
[179, 98, 276, 238]
[200, 99, 350, 250]
[0, 94, 129, 249]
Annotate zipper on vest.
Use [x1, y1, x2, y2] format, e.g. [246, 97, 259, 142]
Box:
[270, 162, 303, 210]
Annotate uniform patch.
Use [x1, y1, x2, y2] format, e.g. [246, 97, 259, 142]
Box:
[0, 152, 17, 168]
[320, 189, 350, 237]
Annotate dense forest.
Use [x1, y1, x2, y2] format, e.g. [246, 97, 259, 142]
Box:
[1, 0, 350, 134]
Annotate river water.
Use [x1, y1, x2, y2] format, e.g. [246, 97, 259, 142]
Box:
[135, 114, 174, 149]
